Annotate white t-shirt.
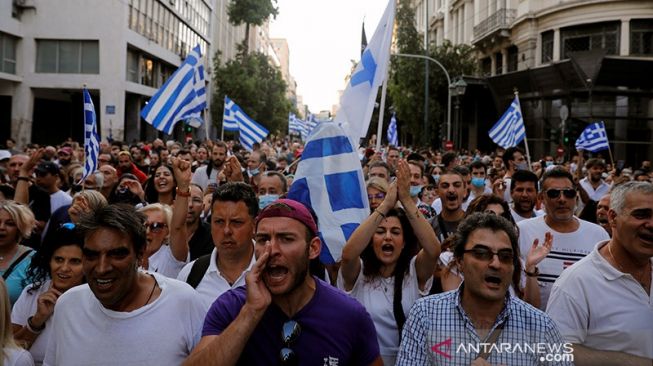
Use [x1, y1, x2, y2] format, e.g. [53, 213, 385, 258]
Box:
[143, 244, 186, 279]
[517, 215, 610, 310]
[177, 247, 255, 312]
[190, 165, 220, 191]
[336, 256, 432, 366]
[43, 273, 205, 366]
[11, 280, 56, 365]
[49, 190, 72, 214]
[3, 347, 34, 366]
[547, 240, 653, 358]
[579, 177, 611, 202]
[510, 207, 544, 223]
[431, 195, 472, 215]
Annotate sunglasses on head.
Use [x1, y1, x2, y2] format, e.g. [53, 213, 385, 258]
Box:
[280, 320, 300, 366]
[545, 188, 576, 199]
[463, 244, 514, 264]
[144, 222, 167, 232]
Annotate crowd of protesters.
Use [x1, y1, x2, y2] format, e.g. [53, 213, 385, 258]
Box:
[0, 134, 651, 365]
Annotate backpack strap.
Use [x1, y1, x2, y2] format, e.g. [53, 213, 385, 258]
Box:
[2, 249, 33, 280]
[186, 254, 212, 289]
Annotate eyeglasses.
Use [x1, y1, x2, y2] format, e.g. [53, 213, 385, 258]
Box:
[367, 193, 385, 200]
[545, 188, 576, 199]
[144, 222, 167, 232]
[279, 320, 300, 366]
[463, 245, 514, 264]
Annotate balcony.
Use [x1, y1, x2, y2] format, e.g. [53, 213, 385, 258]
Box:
[473, 8, 516, 45]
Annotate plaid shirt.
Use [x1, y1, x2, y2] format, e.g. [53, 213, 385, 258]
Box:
[396, 286, 574, 366]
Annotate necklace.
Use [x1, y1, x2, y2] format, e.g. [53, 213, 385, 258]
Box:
[144, 275, 159, 306]
[608, 243, 651, 288]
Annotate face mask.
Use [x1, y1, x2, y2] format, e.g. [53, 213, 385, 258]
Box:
[432, 175, 440, 184]
[545, 161, 554, 167]
[471, 177, 485, 188]
[247, 167, 260, 177]
[410, 185, 423, 197]
[515, 162, 528, 171]
[258, 194, 279, 210]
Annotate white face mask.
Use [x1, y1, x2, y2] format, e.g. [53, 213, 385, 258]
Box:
[410, 185, 423, 197]
[258, 194, 279, 209]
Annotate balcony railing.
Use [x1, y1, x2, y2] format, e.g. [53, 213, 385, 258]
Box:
[473, 8, 516, 40]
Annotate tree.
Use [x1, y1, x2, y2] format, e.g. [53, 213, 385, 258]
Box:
[228, 0, 278, 54]
[388, 0, 477, 147]
[211, 51, 292, 135]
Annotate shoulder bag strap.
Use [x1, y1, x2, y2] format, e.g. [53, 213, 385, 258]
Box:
[2, 249, 33, 280]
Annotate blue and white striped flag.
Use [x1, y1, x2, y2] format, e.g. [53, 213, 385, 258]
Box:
[287, 122, 370, 264]
[387, 112, 398, 146]
[289, 113, 306, 136]
[140, 44, 206, 135]
[302, 113, 319, 140]
[222, 96, 269, 151]
[489, 96, 526, 148]
[575, 121, 609, 152]
[82, 88, 100, 182]
[334, 0, 395, 147]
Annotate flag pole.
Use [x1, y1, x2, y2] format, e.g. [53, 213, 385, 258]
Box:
[375, 77, 389, 152]
[602, 121, 615, 168]
[515, 89, 533, 171]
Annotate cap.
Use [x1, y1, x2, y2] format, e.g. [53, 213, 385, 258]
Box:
[58, 147, 73, 155]
[35, 161, 60, 175]
[256, 199, 318, 237]
[0, 150, 11, 161]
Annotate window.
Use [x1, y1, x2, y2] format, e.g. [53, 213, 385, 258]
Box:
[126, 49, 139, 82]
[541, 30, 553, 63]
[495, 52, 503, 74]
[507, 45, 518, 72]
[631, 19, 653, 56]
[36, 40, 99, 74]
[481, 57, 491, 77]
[0, 32, 18, 74]
[561, 22, 619, 59]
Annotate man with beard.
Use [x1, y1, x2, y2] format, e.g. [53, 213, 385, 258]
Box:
[177, 182, 258, 311]
[192, 141, 227, 191]
[547, 181, 653, 364]
[43, 204, 205, 365]
[579, 158, 610, 202]
[386, 146, 400, 174]
[432, 170, 467, 242]
[501, 147, 528, 203]
[184, 199, 381, 366]
[596, 194, 611, 236]
[510, 170, 543, 223]
[55, 146, 74, 169]
[517, 168, 609, 310]
[116, 151, 147, 184]
[397, 213, 570, 366]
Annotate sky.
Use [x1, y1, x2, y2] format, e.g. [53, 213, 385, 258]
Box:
[269, 0, 386, 113]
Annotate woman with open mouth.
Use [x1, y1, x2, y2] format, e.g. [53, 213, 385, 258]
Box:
[11, 224, 85, 365]
[144, 165, 177, 206]
[338, 159, 440, 366]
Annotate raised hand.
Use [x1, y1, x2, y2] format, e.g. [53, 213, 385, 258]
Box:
[171, 157, 192, 188]
[20, 148, 45, 176]
[395, 159, 412, 204]
[224, 156, 244, 182]
[31, 286, 62, 328]
[246, 244, 272, 312]
[526, 232, 553, 269]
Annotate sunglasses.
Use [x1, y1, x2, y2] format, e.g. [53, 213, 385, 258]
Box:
[280, 320, 300, 366]
[545, 188, 576, 199]
[367, 193, 385, 200]
[144, 222, 167, 232]
[463, 245, 514, 264]
[60, 222, 76, 230]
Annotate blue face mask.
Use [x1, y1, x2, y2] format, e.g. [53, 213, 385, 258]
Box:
[515, 162, 529, 171]
[410, 185, 423, 197]
[471, 177, 486, 188]
[545, 161, 554, 167]
[258, 194, 279, 210]
[247, 167, 260, 177]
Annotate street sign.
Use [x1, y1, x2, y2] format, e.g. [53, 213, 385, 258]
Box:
[445, 141, 454, 150]
[557, 146, 565, 156]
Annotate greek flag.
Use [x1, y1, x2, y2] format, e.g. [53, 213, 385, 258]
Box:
[140, 44, 206, 135]
[222, 96, 269, 151]
[289, 113, 306, 136]
[387, 112, 398, 146]
[82, 88, 100, 182]
[334, 0, 395, 147]
[576, 121, 609, 152]
[302, 113, 319, 140]
[287, 122, 370, 264]
[489, 96, 526, 148]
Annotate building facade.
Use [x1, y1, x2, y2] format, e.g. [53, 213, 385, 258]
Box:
[413, 0, 653, 162]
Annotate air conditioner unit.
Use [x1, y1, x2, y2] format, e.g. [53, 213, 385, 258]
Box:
[14, 0, 36, 8]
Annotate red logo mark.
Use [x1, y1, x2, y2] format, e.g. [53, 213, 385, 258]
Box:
[431, 338, 452, 359]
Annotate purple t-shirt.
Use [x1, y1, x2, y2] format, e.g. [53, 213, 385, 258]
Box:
[203, 277, 380, 366]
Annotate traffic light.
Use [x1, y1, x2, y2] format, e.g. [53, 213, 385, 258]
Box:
[550, 128, 560, 142]
[185, 124, 193, 133]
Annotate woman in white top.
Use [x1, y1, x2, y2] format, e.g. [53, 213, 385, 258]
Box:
[339, 159, 440, 366]
[11, 224, 84, 366]
[2, 278, 34, 366]
[137, 157, 192, 279]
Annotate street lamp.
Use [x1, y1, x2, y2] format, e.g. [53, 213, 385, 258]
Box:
[451, 78, 467, 149]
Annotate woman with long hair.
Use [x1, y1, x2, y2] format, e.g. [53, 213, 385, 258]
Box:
[144, 165, 177, 205]
[0, 201, 35, 306]
[338, 160, 440, 366]
[1, 279, 34, 366]
[11, 225, 84, 365]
